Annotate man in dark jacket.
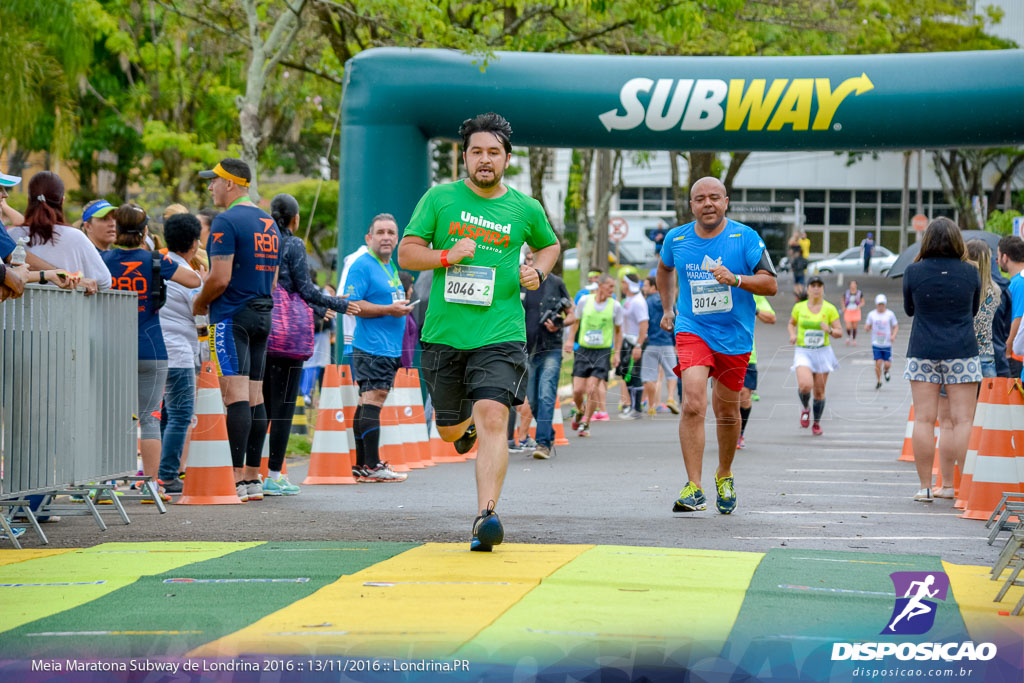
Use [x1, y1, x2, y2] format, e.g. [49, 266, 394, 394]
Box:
[992, 267, 1013, 378]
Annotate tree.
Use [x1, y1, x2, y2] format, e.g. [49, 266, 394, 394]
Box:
[933, 149, 1024, 230]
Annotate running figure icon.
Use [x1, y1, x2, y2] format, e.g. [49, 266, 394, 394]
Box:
[887, 574, 938, 632]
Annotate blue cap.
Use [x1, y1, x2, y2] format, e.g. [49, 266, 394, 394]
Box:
[82, 200, 114, 222]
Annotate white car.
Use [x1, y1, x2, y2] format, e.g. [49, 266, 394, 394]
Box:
[808, 246, 897, 276]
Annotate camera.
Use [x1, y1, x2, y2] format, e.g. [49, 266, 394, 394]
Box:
[539, 297, 573, 329]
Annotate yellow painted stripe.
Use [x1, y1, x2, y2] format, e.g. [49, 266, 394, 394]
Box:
[191, 543, 590, 658]
[0, 542, 261, 634]
[0, 549, 76, 567]
[460, 545, 764, 664]
[943, 561, 1024, 643]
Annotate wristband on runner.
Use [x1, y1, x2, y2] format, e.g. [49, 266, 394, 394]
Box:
[734, 274, 742, 288]
[440, 249, 450, 268]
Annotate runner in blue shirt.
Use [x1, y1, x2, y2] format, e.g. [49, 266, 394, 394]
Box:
[344, 213, 414, 483]
[656, 177, 777, 516]
[193, 158, 281, 502]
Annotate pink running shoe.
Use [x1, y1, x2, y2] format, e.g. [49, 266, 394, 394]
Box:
[812, 422, 823, 436]
[592, 411, 610, 422]
[800, 409, 810, 428]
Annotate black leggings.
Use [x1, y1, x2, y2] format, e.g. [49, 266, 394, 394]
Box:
[262, 355, 305, 472]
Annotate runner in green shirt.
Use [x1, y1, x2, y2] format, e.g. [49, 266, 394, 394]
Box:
[397, 113, 560, 552]
[787, 275, 843, 435]
[738, 294, 776, 450]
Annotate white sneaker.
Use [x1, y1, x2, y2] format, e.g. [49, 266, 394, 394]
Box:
[913, 488, 933, 503]
[236, 482, 249, 502]
[363, 463, 407, 482]
[246, 480, 264, 501]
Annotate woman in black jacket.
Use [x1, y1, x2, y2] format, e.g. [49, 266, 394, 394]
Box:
[902, 217, 981, 504]
[261, 194, 360, 495]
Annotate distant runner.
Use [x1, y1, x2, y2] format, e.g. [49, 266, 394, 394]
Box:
[788, 275, 842, 436]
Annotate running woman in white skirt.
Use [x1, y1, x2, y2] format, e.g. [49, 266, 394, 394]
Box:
[788, 274, 843, 435]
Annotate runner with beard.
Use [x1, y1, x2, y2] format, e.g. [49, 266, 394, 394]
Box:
[398, 113, 559, 551]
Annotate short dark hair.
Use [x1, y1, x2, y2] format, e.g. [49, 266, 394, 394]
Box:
[113, 203, 148, 248]
[646, 276, 656, 287]
[164, 213, 202, 254]
[398, 270, 413, 292]
[368, 212, 397, 234]
[459, 113, 513, 155]
[997, 235, 1024, 263]
[916, 217, 965, 262]
[197, 207, 219, 223]
[624, 272, 640, 284]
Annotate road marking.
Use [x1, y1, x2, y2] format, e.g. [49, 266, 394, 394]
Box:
[780, 480, 911, 486]
[27, 630, 203, 637]
[1, 580, 107, 588]
[786, 469, 910, 473]
[363, 581, 512, 586]
[163, 578, 310, 584]
[790, 556, 918, 566]
[734, 536, 988, 541]
[524, 627, 669, 640]
[793, 458, 896, 463]
[779, 584, 893, 596]
[782, 493, 909, 499]
[747, 511, 961, 516]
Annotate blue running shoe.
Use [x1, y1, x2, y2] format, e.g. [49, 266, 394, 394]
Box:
[455, 424, 477, 455]
[672, 482, 707, 512]
[715, 474, 737, 514]
[470, 505, 504, 552]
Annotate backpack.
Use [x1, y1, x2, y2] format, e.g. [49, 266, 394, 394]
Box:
[151, 252, 167, 310]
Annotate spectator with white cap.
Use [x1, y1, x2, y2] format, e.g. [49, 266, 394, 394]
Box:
[865, 293, 898, 390]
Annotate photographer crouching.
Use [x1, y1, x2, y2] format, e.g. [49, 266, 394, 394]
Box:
[521, 249, 574, 459]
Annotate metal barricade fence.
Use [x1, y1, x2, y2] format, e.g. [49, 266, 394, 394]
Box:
[1, 285, 138, 497]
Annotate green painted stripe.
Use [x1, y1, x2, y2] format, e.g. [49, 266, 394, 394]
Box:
[722, 549, 966, 680]
[1, 541, 418, 659]
[0, 542, 261, 635]
[459, 545, 764, 666]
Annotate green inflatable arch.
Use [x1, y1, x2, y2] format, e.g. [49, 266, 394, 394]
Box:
[337, 47, 1024, 257]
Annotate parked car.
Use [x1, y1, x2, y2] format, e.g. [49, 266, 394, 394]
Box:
[563, 245, 645, 271]
[808, 246, 897, 275]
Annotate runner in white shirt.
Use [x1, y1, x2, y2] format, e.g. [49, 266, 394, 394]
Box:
[865, 293, 899, 390]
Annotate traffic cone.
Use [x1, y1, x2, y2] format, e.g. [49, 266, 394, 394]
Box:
[177, 363, 243, 505]
[302, 365, 357, 485]
[379, 388, 412, 472]
[258, 426, 289, 480]
[898, 405, 914, 462]
[961, 378, 1024, 520]
[955, 379, 994, 509]
[339, 365, 359, 454]
[400, 369, 434, 467]
[291, 395, 308, 436]
[528, 397, 570, 447]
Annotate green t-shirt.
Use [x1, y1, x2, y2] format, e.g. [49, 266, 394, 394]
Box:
[405, 180, 557, 349]
[791, 299, 840, 348]
[749, 294, 775, 365]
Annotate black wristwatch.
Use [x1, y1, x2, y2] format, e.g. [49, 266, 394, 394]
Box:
[39, 270, 46, 285]
[534, 267, 547, 283]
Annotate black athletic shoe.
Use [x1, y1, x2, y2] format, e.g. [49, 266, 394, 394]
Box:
[455, 424, 478, 455]
[159, 478, 183, 494]
[471, 505, 504, 552]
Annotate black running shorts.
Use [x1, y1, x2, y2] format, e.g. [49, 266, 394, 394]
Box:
[572, 346, 613, 381]
[209, 297, 273, 381]
[352, 350, 401, 393]
[420, 341, 528, 427]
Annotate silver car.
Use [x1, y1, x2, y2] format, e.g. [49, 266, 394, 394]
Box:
[808, 246, 897, 276]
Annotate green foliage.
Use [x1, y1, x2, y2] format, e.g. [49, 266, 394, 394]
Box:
[260, 179, 340, 264]
[986, 210, 1022, 236]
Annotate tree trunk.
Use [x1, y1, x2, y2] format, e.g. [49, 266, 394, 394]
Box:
[721, 152, 749, 198]
[686, 151, 715, 192]
[529, 146, 563, 275]
[593, 149, 612, 271]
[574, 149, 595, 292]
[669, 150, 688, 225]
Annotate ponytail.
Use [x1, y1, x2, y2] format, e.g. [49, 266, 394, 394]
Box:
[270, 193, 300, 235]
[22, 171, 66, 246]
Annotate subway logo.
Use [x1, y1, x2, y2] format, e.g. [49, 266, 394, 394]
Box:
[599, 74, 874, 133]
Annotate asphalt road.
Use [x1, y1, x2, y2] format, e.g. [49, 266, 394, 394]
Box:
[21, 274, 1003, 566]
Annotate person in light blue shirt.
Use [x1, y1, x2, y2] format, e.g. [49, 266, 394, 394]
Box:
[344, 213, 414, 482]
[656, 176, 777, 517]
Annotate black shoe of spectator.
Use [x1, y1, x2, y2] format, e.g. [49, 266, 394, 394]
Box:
[160, 478, 184, 494]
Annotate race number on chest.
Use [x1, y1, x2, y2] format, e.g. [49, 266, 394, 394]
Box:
[444, 264, 495, 306]
[690, 280, 732, 315]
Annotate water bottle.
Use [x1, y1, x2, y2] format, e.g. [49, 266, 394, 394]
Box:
[10, 237, 28, 266]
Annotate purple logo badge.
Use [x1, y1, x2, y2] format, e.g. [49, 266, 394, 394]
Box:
[882, 571, 949, 635]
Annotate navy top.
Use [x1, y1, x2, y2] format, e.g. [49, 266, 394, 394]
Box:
[646, 293, 674, 346]
[206, 204, 280, 323]
[0, 220, 16, 260]
[902, 257, 981, 360]
[276, 229, 348, 319]
[102, 248, 180, 360]
[345, 251, 405, 358]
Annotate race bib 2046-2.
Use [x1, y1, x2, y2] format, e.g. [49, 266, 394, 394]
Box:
[443, 264, 495, 306]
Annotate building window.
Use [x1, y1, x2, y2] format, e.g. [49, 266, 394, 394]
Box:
[855, 206, 877, 226]
[829, 206, 851, 226]
[855, 190, 878, 204]
[880, 190, 902, 204]
[745, 188, 771, 202]
[880, 207, 903, 227]
[804, 206, 825, 225]
[619, 187, 639, 211]
[804, 190, 826, 203]
[775, 189, 799, 203]
[829, 190, 851, 204]
[642, 188, 665, 212]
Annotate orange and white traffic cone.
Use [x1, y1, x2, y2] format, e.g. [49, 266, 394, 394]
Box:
[258, 425, 289, 480]
[428, 419, 466, 464]
[898, 405, 914, 462]
[177, 363, 242, 505]
[394, 369, 431, 467]
[961, 378, 1024, 520]
[405, 369, 435, 467]
[955, 379, 994, 509]
[302, 364, 357, 485]
[526, 397, 570, 447]
[379, 388, 413, 472]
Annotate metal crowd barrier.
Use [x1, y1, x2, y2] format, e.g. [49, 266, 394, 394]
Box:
[1, 285, 139, 545]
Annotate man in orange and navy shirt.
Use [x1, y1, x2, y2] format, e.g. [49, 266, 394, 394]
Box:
[193, 158, 281, 502]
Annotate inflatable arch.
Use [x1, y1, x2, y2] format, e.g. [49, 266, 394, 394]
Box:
[336, 47, 1023, 257]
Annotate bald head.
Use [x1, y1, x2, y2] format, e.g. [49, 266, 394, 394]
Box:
[689, 177, 729, 232]
[690, 176, 726, 197]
